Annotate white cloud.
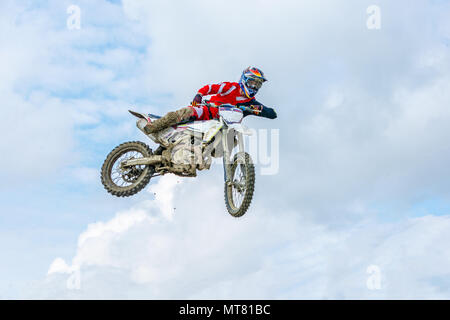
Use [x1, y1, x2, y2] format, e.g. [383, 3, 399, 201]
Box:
[32, 174, 450, 299]
[3, 0, 450, 299]
[47, 175, 181, 275]
[113, 0, 450, 221]
[48, 258, 72, 275]
[0, 0, 151, 181]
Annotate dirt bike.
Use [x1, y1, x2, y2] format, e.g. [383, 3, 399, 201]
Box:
[101, 103, 258, 217]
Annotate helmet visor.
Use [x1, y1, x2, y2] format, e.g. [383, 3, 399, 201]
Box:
[246, 78, 263, 90]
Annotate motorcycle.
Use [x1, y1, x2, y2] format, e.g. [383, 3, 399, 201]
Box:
[101, 103, 257, 217]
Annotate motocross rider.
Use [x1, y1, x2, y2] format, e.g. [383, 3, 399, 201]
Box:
[143, 67, 277, 134]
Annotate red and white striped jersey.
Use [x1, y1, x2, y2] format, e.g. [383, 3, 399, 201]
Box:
[197, 82, 254, 106]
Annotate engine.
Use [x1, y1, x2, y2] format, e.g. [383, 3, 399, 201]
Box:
[158, 129, 204, 177]
[170, 132, 203, 166]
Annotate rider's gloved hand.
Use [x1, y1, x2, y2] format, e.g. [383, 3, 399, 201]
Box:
[238, 105, 263, 114]
[249, 105, 263, 114]
[192, 93, 203, 106]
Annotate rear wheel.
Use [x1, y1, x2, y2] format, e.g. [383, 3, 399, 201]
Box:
[224, 152, 255, 217]
[101, 141, 155, 197]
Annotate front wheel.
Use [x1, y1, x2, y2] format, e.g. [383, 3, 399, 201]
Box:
[101, 141, 155, 197]
[224, 152, 255, 217]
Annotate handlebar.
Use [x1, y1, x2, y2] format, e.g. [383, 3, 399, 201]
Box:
[196, 101, 262, 115]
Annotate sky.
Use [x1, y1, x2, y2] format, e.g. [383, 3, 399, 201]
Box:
[1, 0, 450, 299]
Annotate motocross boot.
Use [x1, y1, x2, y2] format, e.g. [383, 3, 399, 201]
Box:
[144, 107, 194, 134]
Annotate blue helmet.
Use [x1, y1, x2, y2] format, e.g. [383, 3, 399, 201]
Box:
[239, 67, 267, 98]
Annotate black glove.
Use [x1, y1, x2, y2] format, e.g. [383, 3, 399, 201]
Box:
[192, 93, 203, 106]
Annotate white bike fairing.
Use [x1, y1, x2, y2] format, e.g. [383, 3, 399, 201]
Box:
[219, 106, 243, 124]
[178, 120, 223, 143]
[218, 107, 252, 135]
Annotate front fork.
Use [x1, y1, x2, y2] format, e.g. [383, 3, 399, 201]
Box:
[222, 127, 244, 184]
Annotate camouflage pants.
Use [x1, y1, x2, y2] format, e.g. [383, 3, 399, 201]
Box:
[144, 107, 194, 134]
